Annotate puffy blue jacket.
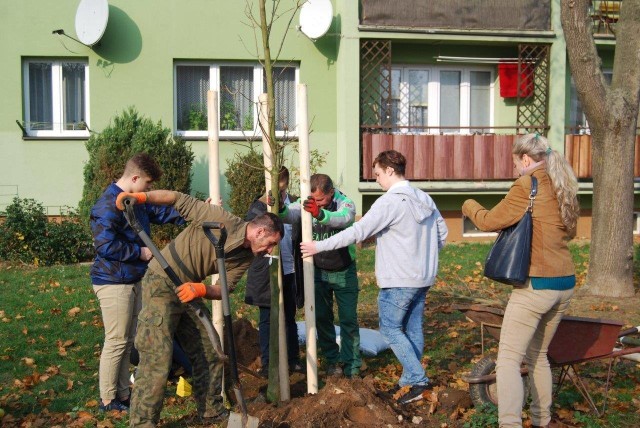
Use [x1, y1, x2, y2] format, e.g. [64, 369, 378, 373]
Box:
[90, 183, 185, 285]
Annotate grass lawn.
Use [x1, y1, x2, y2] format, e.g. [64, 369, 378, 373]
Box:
[1, 242, 639, 427]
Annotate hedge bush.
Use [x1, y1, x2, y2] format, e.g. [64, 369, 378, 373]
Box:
[224, 148, 266, 218]
[224, 146, 327, 219]
[0, 198, 93, 266]
[78, 107, 195, 245]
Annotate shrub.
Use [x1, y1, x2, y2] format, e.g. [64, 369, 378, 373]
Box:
[224, 145, 327, 219]
[225, 148, 265, 218]
[0, 198, 93, 266]
[78, 107, 195, 245]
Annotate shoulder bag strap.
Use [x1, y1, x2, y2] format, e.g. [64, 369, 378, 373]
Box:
[528, 176, 538, 213]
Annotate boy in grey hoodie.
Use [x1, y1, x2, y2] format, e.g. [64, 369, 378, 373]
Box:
[301, 150, 447, 405]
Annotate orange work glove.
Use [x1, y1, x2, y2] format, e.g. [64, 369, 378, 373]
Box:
[176, 282, 207, 303]
[115, 192, 147, 210]
[303, 196, 324, 220]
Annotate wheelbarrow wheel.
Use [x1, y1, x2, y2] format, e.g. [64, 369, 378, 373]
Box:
[469, 355, 530, 408]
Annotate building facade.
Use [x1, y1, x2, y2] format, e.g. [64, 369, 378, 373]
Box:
[0, 0, 636, 240]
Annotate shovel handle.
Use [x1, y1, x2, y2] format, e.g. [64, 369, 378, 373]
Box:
[202, 222, 227, 258]
[122, 201, 227, 360]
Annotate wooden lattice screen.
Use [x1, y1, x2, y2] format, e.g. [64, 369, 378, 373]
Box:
[517, 44, 550, 135]
[360, 40, 392, 130]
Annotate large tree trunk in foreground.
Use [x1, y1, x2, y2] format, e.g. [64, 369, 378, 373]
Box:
[561, 0, 640, 297]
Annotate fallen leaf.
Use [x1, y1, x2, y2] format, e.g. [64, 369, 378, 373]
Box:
[66, 379, 73, 390]
[46, 365, 60, 375]
[21, 357, 35, 366]
[85, 399, 99, 407]
[67, 307, 81, 317]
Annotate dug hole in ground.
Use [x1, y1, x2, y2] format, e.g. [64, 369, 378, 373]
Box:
[229, 318, 472, 428]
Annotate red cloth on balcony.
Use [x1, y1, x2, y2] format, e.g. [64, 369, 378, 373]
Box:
[498, 63, 533, 98]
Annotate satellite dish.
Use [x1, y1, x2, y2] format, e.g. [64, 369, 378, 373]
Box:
[299, 0, 333, 40]
[75, 0, 109, 46]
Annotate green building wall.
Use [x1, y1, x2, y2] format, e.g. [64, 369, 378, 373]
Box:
[0, 0, 340, 213]
[0, 0, 620, 229]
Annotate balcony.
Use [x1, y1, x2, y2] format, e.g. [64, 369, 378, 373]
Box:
[360, 131, 640, 182]
[591, 1, 620, 37]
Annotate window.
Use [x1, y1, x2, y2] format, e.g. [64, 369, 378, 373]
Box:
[175, 62, 298, 138]
[23, 59, 90, 137]
[383, 65, 494, 134]
[568, 70, 612, 132]
[462, 216, 497, 238]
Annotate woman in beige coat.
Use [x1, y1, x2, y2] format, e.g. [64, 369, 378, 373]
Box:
[462, 133, 580, 428]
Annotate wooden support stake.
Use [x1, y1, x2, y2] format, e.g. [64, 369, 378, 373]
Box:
[259, 93, 290, 401]
[297, 84, 318, 394]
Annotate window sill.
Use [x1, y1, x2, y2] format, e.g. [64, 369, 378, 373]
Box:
[22, 136, 89, 141]
[177, 133, 299, 142]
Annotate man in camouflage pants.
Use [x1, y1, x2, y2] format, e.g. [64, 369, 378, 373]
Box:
[115, 190, 284, 427]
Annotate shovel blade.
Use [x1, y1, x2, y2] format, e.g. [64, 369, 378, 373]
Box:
[228, 411, 259, 428]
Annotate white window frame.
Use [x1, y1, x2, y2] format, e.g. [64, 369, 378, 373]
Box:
[174, 62, 299, 139]
[462, 216, 498, 238]
[391, 65, 495, 135]
[22, 59, 90, 138]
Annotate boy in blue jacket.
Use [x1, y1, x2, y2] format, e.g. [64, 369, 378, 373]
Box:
[90, 153, 185, 411]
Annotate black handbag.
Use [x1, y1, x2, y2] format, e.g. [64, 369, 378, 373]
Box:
[484, 176, 538, 286]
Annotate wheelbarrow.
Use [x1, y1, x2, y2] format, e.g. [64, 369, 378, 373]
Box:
[453, 304, 640, 417]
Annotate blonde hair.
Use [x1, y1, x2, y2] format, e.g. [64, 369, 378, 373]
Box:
[513, 133, 580, 232]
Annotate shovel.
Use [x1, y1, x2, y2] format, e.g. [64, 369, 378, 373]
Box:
[122, 199, 263, 376]
[202, 222, 260, 428]
[122, 198, 227, 359]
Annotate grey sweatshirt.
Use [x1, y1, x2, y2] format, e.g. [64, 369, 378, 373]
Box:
[315, 181, 448, 288]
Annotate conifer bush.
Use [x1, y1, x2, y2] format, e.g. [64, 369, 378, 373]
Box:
[78, 107, 194, 245]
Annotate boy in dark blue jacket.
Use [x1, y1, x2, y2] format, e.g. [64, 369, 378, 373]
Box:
[90, 153, 184, 412]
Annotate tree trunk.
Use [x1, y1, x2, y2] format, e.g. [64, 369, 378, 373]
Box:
[561, 0, 640, 297]
[258, 0, 288, 403]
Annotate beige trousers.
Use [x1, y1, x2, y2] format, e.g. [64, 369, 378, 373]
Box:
[93, 282, 142, 401]
[496, 282, 574, 427]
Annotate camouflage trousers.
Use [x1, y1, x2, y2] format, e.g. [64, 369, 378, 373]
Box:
[129, 272, 225, 427]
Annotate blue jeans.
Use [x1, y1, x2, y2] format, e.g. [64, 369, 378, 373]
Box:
[378, 287, 429, 387]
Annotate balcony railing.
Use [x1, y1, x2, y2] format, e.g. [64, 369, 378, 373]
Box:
[591, 1, 620, 37]
[360, 131, 640, 181]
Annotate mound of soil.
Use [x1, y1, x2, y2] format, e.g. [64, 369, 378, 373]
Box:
[247, 376, 405, 427]
[228, 318, 473, 427]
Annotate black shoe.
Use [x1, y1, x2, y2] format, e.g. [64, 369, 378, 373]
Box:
[190, 410, 229, 425]
[99, 399, 129, 412]
[119, 397, 130, 407]
[396, 384, 432, 405]
[325, 364, 343, 377]
[200, 410, 229, 424]
[387, 385, 401, 395]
